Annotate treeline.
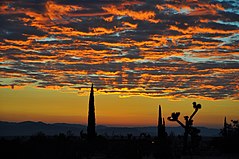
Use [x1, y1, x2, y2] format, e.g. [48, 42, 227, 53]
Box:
[0, 130, 238, 159]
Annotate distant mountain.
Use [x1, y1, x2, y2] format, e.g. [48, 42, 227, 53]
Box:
[0, 121, 220, 137]
[0, 121, 86, 136]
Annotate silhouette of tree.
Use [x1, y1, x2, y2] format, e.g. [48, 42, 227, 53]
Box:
[167, 102, 202, 154]
[213, 118, 239, 154]
[158, 105, 167, 141]
[87, 83, 96, 140]
[221, 118, 239, 137]
[221, 117, 228, 137]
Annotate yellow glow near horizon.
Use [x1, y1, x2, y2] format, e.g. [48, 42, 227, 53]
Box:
[0, 87, 238, 128]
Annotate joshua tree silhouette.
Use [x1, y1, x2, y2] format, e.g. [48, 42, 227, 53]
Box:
[87, 83, 96, 140]
[167, 102, 202, 153]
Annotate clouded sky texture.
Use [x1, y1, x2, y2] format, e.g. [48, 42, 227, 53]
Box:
[0, 0, 238, 127]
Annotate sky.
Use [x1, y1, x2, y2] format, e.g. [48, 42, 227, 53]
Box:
[0, 0, 238, 128]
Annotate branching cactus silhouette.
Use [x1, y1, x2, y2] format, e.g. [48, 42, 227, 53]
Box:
[168, 102, 202, 153]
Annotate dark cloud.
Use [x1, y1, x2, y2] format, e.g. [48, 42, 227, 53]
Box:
[0, 0, 238, 99]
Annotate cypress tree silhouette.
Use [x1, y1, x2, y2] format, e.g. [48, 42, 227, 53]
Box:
[167, 102, 202, 153]
[158, 105, 167, 140]
[87, 83, 96, 139]
[221, 117, 228, 137]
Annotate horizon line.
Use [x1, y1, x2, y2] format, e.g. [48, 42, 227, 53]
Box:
[0, 120, 222, 129]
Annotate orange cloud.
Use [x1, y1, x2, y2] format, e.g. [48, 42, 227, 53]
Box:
[102, 5, 160, 23]
[0, 0, 238, 100]
[156, 5, 164, 11]
[103, 16, 114, 22]
[122, 22, 138, 29]
[45, 1, 83, 20]
[170, 25, 236, 35]
[189, 3, 224, 16]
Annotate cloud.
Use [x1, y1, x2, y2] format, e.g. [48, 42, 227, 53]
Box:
[0, 0, 238, 100]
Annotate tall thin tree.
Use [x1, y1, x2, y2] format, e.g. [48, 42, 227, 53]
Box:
[158, 105, 166, 140]
[87, 83, 96, 139]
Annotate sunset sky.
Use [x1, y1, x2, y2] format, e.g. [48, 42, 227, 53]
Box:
[0, 0, 238, 128]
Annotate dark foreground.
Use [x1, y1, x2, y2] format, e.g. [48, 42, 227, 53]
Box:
[1, 133, 239, 159]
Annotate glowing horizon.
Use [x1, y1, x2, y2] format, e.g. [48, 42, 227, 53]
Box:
[1, 86, 238, 128]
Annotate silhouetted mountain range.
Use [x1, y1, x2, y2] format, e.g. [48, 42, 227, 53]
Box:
[0, 121, 220, 137]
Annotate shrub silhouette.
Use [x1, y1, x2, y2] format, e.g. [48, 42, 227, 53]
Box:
[221, 118, 239, 137]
